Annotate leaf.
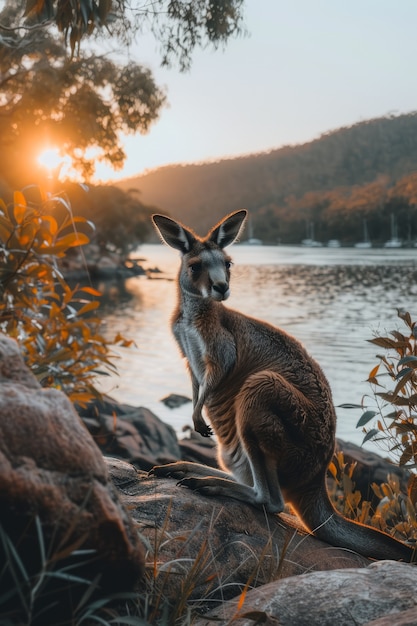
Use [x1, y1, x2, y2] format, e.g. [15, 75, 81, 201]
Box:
[40, 215, 58, 236]
[371, 482, 383, 500]
[398, 355, 417, 367]
[17, 221, 36, 246]
[77, 301, 100, 316]
[357, 410, 377, 428]
[337, 403, 363, 409]
[395, 367, 413, 380]
[362, 428, 379, 444]
[376, 392, 411, 406]
[368, 364, 380, 380]
[408, 474, 417, 506]
[328, 461, 337, 480]
[37, 232, 90, 254]
[394, 421, 417, 434]
[79, 286, 102, 297]
[0, 215, 13, 242]
[392, 370, 414, 397]
[13, 191, 27, 224]
[391, 330, 407, 342]
[399, 446, 414, 466]
[398, 309, 412, 328]
[368, 337, 409, 350]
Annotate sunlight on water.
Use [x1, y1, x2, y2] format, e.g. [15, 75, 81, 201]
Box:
[97, 244, 417, 452]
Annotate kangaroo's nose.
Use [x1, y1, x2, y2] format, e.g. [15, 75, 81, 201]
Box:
[212, 282, 228, 296]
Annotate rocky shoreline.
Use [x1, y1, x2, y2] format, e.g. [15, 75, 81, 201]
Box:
[1, 334, 416, 625]
[78, 394, 410, 499]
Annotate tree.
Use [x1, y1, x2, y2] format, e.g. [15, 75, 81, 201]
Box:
[0, 1, 245, 187]
[66, 183, 154, 255]
[20, 0, 245, 68]
[0, 5, 166, 187]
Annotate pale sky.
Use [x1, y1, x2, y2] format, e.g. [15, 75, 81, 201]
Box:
[96, 0, 417, 182]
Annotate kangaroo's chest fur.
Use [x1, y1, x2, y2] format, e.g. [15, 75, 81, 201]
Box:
[173, 301, 237, 387]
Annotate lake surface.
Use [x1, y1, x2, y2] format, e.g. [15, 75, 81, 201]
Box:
[97, 244, 417, 454]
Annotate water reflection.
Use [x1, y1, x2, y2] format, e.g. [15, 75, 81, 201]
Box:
[96, 244, 417, 452]
[93, 278, 136, 311]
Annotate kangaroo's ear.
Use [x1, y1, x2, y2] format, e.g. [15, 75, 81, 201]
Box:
[152, 215, 196, 254]
[209, 209, 248, 248]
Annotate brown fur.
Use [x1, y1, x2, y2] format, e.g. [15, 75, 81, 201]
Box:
[152, 210, 414, 562]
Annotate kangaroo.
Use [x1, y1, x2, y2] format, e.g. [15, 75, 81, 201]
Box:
[151, 209, 414, 562]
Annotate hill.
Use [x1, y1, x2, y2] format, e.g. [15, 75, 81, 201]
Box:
[116, 112, 417, 244]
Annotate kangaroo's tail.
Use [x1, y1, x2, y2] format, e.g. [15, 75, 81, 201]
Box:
[291, 477, 415, 562]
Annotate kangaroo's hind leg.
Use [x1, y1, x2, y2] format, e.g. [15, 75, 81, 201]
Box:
[173, 443, 284, 513]
[150, 461, 235, 481]
[153, 374, 288, 513]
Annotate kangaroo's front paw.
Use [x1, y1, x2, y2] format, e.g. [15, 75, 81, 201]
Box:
[196, 423, 213, 438]
[192, 411, 213, 438]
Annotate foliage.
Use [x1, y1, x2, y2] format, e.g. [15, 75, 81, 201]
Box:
[328, 310, 417, 549]
[0, 517, 145, 626]
[0, 3, 166, 186]
[65, 183, 155, 256]
[118, 112, 417, 243]
[329, 451, 417, 546]
[0, 185, 128, 405]
[356, 309, 417, 472]
[0, 1, 244, 187]
[130, 509, 287, 626]
[19, 0, 245, 68]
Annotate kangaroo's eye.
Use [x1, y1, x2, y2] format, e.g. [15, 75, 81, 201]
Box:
[189, 262, 202, 274]
[225, 261, 232, 270]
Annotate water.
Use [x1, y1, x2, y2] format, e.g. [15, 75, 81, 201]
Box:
[97, 244, 417, 453]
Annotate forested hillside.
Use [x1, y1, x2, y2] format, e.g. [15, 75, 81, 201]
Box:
[117, 113, 417, 244]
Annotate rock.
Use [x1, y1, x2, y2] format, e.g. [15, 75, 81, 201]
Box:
[78, 394, 407, 493]
[178, 426, 218, 467]
[160, 393, 192, 408]
[106, 457, 369, 609]
[0, 335, 145, 623]
[365, 606, 417, 626]
[193, 561, 417, 626]
[78, 397, 182, 469]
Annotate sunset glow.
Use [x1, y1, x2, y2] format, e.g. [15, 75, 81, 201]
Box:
[37, 147, 74, 179]
[38, 147, 62, 170]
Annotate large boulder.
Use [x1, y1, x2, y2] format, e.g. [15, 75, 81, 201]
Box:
[106, 456, 369, 608]
[0, 335, 145, 623]
[193, 560, 417, 626]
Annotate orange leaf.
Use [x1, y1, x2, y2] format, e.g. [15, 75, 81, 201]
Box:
[368, 364, 380, 380]
[13, 191, 27, 224]
[76, 301, 100, 316]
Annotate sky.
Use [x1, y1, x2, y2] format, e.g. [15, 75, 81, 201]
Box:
[95, 0, 417, 182]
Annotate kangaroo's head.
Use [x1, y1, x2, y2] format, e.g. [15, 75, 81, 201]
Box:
[152, 210, 247, 302]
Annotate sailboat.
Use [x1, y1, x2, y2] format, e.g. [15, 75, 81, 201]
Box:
[354, 219, 372, 249]
[384, 214, 402, 248]
[301, 221, 322, 247]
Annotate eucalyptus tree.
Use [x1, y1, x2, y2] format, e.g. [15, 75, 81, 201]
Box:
[0, 1, 245, 187]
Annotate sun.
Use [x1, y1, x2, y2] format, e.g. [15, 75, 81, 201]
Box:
[37, 147, 75, 179]
[37, 147, 62, 170]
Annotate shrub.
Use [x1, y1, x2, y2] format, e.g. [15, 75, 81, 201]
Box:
[333, 309, 417, 544]
[0, 186, 129, 405]
[356, 309, 417, 477]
